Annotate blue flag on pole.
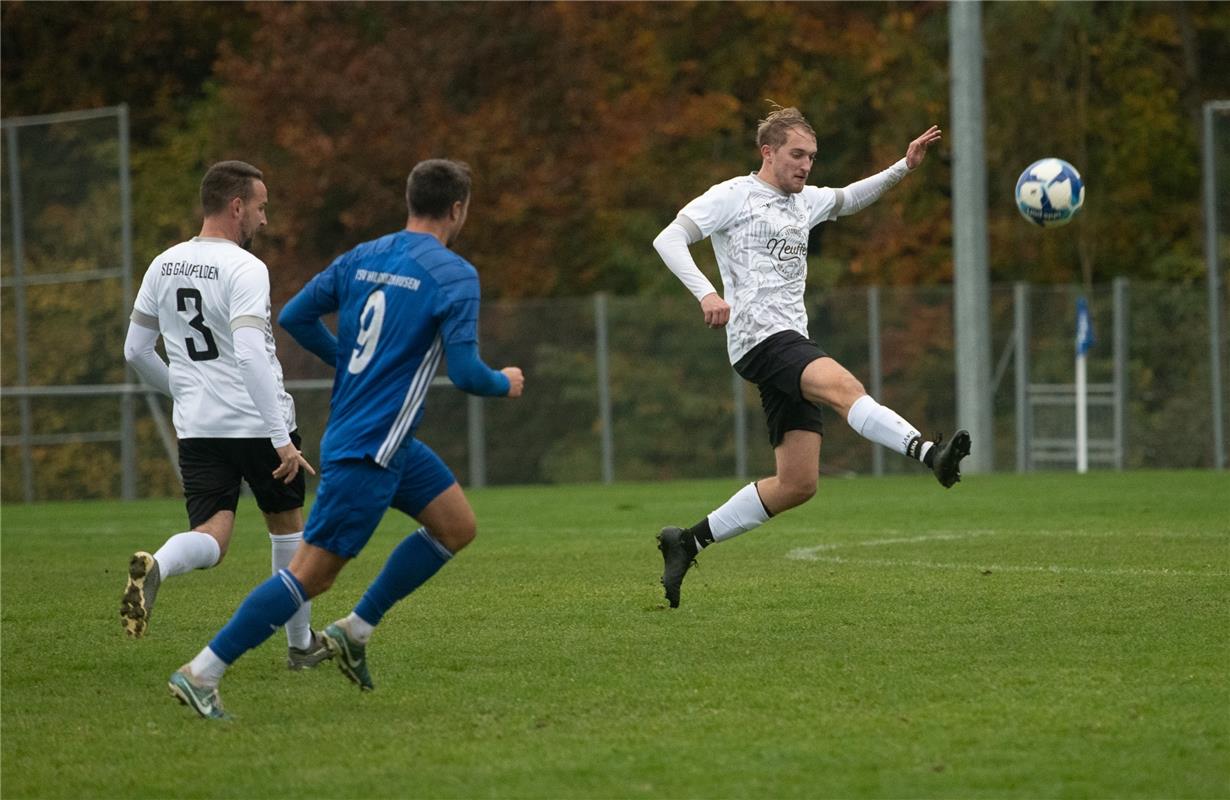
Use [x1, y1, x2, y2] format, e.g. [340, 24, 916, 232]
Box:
[1076, 296, 1095, 356]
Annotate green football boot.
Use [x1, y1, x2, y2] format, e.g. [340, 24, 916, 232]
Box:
[322, 622, 374, 692]
[168, 668, 230, 721]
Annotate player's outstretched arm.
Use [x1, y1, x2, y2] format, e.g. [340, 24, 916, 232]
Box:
[833, 124, 942, 219]
[905, 125, 942, 170]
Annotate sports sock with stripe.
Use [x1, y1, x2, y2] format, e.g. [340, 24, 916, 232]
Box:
[269, 531, 312, 650]
[207, 568, 306, 665]
[353, 529, 452, 630]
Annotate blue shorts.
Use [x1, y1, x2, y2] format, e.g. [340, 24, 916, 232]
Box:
[304, 439, 456, 559]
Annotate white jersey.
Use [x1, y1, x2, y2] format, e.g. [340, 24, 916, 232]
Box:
[679, 174, 841, 364]
[132, 236, 295, 439]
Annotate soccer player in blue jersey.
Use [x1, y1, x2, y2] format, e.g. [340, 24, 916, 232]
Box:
[168, 159, 524, 719]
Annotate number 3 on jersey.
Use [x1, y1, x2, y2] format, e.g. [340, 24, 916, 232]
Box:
[176, 288, 219, 361]
[348, 290, 386, 374]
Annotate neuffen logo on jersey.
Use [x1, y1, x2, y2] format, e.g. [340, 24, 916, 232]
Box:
[766, 226, 807, 280]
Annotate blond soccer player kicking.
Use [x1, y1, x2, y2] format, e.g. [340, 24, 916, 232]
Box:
[651, 106, 970, 608]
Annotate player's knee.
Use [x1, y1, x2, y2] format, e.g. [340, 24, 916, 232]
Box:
[833, 374, 867, 410]
[777, 475, 817, 509]
[442, 521, 477, 553]
[301, 571, 336, 597]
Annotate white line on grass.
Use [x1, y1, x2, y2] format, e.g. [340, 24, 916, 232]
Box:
[787, 530, 1001, 558]
[786, 531, 1230, 578]
[789, 554, 1229, 578]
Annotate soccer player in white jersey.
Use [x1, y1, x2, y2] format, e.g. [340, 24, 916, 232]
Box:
[121, 160, 328, 669]
[651, 106, 971, 608]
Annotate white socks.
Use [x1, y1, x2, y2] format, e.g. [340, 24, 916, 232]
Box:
[153, 531, 221, 579]
[709, 483, 771, 543]
[846, 395, 932, 463]
[342, 612, 374, 645]
[188, 647, 228, 688]
[270, 532, 312, 650]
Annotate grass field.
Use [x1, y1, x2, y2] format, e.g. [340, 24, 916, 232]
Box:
[2, 471, 1228, 799]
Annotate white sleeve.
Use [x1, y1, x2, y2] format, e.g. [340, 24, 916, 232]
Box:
[228, 258, 271, 324]
[133, 262, 161, 319]
[123, 320, 172, 397]
[653, 220, 719, 302]
[830, 158, 912, 218]
[677, 181, 741, 238]
[232, 325, 291, 448]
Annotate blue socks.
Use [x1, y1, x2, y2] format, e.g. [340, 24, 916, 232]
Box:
[209, 569, 306, 664]
[205, 530, 450, 666]
[353, 529, 452, 627]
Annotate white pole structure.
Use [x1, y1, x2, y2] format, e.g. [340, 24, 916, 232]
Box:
[949, 0, 994, 473]
[1075, 296, 1094, 473]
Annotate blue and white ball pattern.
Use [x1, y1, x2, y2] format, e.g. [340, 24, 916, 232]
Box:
[1015, 158, 1085, 228]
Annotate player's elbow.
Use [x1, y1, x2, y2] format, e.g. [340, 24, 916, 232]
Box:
[276, 306, 301, 332]
[652, 227, 673, 258]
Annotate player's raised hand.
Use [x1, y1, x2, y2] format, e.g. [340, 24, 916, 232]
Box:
[272, 441, 315, 483]
[701, 292, 730, 329]
[905, 125, 942, 169]
[502, 367, 524, 398]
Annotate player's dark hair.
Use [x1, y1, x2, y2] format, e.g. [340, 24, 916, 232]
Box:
[200, 161, 263, 216]
[406, 159, 472, 219]
[756, 104, 816, 150]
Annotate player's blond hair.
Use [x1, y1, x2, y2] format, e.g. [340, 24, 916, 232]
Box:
[756, 104, 816, 150]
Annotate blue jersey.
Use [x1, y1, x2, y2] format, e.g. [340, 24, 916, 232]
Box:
[283, 231, 502, 466]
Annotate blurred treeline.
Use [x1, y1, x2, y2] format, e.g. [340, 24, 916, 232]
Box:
[5, 1, 1229, 304]
[2, 2, 1229, 499]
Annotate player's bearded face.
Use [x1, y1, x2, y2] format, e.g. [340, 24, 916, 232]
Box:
[768, 129, 817, 194]
[238, 180, 269, 250]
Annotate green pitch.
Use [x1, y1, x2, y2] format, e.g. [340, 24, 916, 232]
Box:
[3, 471, 1227, 798]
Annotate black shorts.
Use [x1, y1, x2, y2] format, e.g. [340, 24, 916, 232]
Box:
[734, 330, 828, 448]
[178, 431, 306, 528]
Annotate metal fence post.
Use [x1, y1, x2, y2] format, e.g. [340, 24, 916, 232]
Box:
[594, 293, 614, 484]
[1014, 282, 1031, 473]
[467, 394, 486, 488]
[5, 124, 35, 502]
[1113, 277, 1128, 470]
[732, 368, 747, 480]
[868, 286, 884, 476]
[118, 104, 137, 500]
[1203, 101, 1227, 470]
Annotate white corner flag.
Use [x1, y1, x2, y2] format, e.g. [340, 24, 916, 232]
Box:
[1075, 297, 1095, 473]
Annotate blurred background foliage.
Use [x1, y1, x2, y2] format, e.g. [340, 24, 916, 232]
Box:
[5, 1, 1228, 303]
[2, 1, 1228, 499]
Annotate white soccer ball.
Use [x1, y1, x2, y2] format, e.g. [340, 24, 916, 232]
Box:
[1015, 158, 1085, 228]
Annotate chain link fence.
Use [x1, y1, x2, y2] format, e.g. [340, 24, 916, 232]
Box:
[3, 108, 1227, 502]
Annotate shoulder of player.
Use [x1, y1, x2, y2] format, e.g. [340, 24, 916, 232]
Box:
[400, 233, 476, 280]
[144, 240, 267, 276]
[708, 174, 758, 196]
